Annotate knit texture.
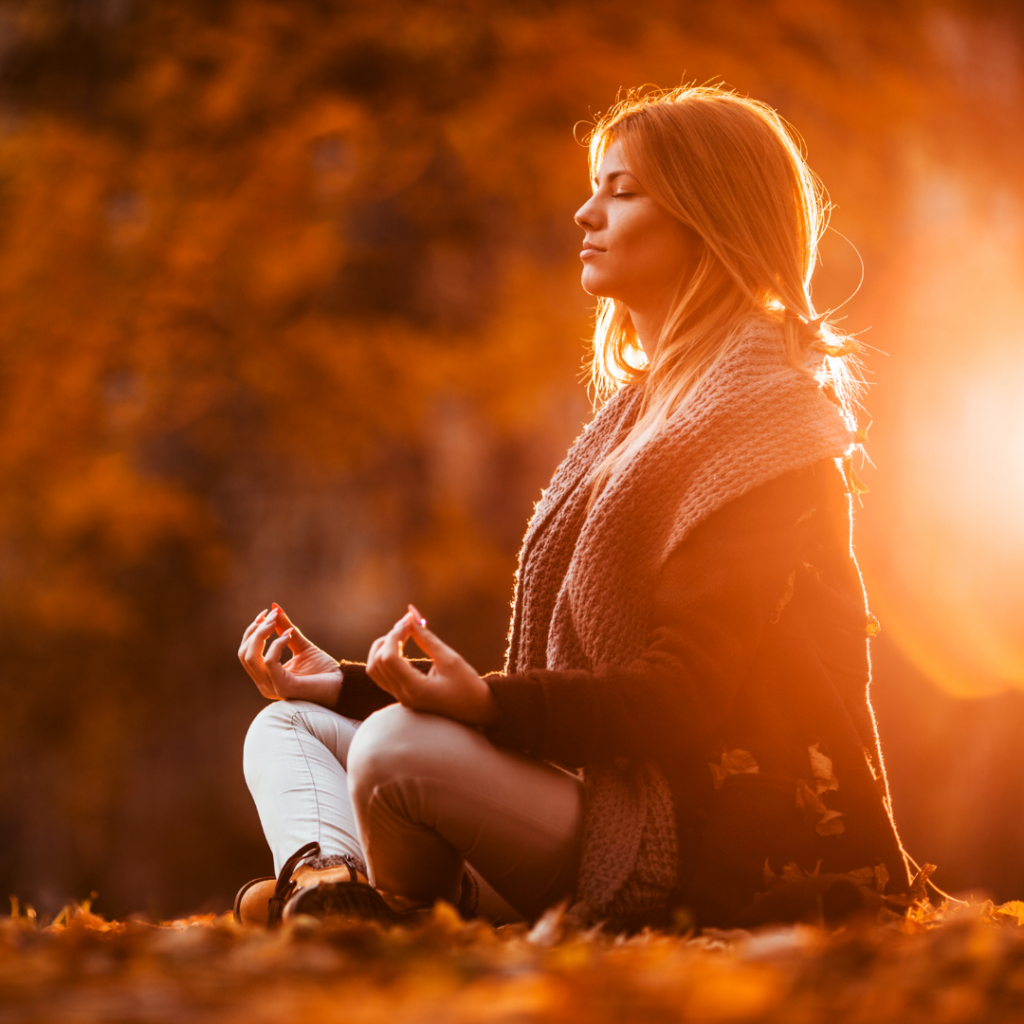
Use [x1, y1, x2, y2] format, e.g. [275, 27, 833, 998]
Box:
[307, 853, 366, 875]
[505, 320, 854, 929]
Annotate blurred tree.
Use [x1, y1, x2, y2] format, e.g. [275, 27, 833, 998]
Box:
[0, 0, 1022, 916]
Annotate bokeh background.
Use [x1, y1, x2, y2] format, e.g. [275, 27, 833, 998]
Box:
[2, 0, 1024, 919]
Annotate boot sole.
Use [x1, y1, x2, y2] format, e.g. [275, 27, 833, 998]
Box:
[284, 881, 422, 926]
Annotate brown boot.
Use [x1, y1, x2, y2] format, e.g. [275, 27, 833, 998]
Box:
[233, 842, 367, 927]
[233, 875, 277, 926]
[282, 863, 480, 926]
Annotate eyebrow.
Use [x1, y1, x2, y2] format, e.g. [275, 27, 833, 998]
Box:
[592, 169, 637, 188]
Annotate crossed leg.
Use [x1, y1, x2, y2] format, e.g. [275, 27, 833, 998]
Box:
[243, 700, 583, 922]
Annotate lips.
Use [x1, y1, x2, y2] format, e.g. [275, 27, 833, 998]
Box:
[580, 244, 605, 258]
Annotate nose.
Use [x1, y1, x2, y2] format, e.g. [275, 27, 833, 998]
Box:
[574, 193, 602, 231]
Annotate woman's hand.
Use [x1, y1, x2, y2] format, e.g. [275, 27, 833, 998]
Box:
[238, 603, 343, 706]
[366, 605, 499, 727]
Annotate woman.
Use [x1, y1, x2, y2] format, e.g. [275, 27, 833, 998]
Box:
[237, 85, 909, 932]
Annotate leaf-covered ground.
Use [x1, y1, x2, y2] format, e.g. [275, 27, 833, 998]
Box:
[5, 900, 1024, 1023]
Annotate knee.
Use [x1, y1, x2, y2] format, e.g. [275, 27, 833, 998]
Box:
[242, 699, 319, 787]
[347, 703, 432, 799]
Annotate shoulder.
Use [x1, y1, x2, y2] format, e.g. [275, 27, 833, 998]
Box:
[690, 458, 844, 542]
[652, 460, 847, 628]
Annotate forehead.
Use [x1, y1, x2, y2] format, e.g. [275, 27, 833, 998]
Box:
[593, 140, 634, 185]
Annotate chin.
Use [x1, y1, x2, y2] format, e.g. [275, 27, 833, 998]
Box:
[580, 270, 614, 299]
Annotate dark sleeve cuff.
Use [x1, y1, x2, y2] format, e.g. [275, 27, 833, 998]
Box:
[483, 672, 546, 756]
[484, 667, 610, 766]
[334, 659, 432, 721]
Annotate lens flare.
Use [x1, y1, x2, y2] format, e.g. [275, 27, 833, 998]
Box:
[862, 167, 1024, 697]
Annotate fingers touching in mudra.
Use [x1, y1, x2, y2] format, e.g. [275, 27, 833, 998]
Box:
[239, 602, 498, 727]
[367, 606, 499, 727]
[238, 604, 343, 706]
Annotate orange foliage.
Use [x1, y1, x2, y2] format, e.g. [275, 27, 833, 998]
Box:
[5, 898, 1024, 1023]
[2, 0, 1024, 919]
[0, 0, 954, 642]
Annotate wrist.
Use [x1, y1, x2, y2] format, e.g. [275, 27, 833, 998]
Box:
[293, 673, 343, 708]
[476, 680, 500, 727]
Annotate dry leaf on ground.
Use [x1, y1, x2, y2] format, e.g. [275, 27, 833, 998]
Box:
[4, 895, 1024, 1023]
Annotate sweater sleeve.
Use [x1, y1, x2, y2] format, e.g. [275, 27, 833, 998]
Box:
[484, 462, 829, 767]
[332, 659, 430, 721]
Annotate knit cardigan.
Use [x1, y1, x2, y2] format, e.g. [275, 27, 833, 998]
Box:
[335, 319, 907, 928]
[499, 320, 852, 926]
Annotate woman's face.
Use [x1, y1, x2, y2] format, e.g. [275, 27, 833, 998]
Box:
[574, 140, 696, 315]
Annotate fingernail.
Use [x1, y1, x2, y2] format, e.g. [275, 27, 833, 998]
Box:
[283, 628, 293, 640]
[267, 609, 278, 620]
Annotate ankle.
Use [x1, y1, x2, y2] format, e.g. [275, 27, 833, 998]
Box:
[293, 853, 368, 888]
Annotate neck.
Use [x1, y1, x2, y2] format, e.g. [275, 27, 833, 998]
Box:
[628, 298, 673, 363]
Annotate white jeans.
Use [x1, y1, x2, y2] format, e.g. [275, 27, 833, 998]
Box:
[243, 700, 583, 921]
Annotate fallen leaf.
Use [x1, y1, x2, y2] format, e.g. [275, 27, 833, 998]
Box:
[527, 901, 568, 947]
[809, 743, 839, 795]
[993, 901, 1024, 925]
[875, 863, 890, 894]
[781, 862, 807, 884]
[815, 810, 845, 836]
[709, 749, 760, 789]
[808, 743, 832, 781]
[910, 863, 937, 902]
[796, 780, 827, 814]
[722, 749, 759, 774]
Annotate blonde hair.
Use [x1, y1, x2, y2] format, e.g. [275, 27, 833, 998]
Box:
[586, 84, 861, 491]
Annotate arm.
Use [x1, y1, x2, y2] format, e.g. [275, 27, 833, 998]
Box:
[484, 463, 828, 767]
[333, 659, 418, 720]
[237, 602, 436, 719]
[238, 603, 420, 715]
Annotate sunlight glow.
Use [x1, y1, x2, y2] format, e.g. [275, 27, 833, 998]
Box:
[875, 354, 1024, 695]
[862, 163, 1024, 697]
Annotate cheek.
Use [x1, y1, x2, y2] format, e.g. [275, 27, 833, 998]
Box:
[587, 214, 656, 290]
[635, 219, 691, 283]
[580, 207, 691, 300]
[616, 202, 687, 277]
